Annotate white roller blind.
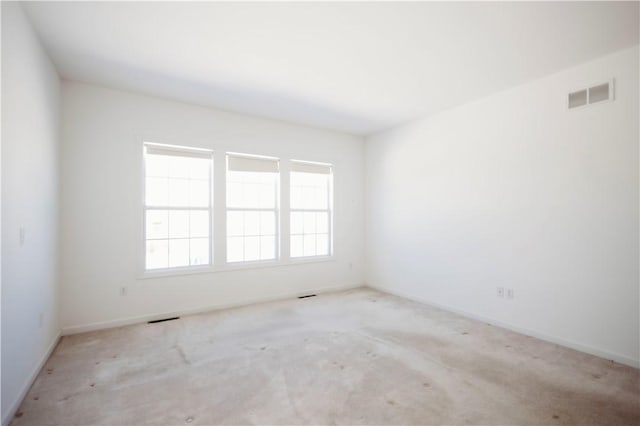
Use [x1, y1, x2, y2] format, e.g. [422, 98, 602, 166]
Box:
[145, 143, 212, 160]
[291, 161, 332, 175]
[228, 155, 279, 173]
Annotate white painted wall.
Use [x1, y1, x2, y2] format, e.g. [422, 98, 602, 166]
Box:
[60, 81, 364, 333]
[1, 2, 61, 423]
[365, 46, 639, 367]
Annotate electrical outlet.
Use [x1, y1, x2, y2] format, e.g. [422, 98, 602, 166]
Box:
[506, 288, 514, 300]
[120, 287, 127, 296]
[497, 287, 505, 298]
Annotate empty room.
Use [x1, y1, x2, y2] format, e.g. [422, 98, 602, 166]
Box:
[1, 1, 639, 425]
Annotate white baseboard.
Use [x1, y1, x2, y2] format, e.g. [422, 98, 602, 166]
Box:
[366, 283, 639, 369]
[2, 332, 61, 426]
[62, 282, 365, 335]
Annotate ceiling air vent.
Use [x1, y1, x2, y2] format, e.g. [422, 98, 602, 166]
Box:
[568, 80, 614, 110]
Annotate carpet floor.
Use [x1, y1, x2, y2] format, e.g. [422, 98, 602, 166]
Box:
[10, 288, 640, 425]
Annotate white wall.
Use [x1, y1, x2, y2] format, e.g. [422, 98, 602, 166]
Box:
[60, 81, 364, 333]
[365, 46, 639, 367]
[1, 2, 61, 423]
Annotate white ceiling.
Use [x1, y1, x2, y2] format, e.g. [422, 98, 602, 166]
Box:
[22, 1, 639, 135]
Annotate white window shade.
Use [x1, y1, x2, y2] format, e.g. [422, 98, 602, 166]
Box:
[228, 155, 279, 173]
[145, 144, 212, 160]
[291, 161, 331, 175]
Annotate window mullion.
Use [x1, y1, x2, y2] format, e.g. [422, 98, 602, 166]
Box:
[280, 160, 291, 260]
[213, 153, 227, 266]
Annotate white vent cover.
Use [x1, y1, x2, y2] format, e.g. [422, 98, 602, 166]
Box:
[568, 80, 614, 110]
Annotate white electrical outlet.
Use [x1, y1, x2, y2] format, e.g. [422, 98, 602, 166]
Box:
[497, 287, 505, 298]
[19, 227, 26, 245]
[507, 288, 514, 300]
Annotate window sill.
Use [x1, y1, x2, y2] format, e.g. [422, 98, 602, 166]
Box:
[139, 265, 216, 279]
[138, 256, 335, 280]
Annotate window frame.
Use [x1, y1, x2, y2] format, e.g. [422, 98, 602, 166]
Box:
[137, 141, 336, 279]
[289, 160, 334, 260]
[225, 152, 281, 264]
[141, 142, 215, 275]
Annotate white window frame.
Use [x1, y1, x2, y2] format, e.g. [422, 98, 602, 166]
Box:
[142, 142, 214, 275]
[137, 142, 336, 279]
[225, 152, 280, 264]
[289, 160, 334, 259]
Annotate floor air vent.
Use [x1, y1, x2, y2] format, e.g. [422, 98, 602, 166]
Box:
[148, 317, 180, 324]
[568, 80, 614, 109]
[298, 294, 317, 299]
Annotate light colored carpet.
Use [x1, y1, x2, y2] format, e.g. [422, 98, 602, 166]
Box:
[11, 288, 640, 425]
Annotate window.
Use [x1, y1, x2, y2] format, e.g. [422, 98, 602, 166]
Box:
[226, 154, 279, 263]
[142, 146, 332, 273]
[290, 161, 332, 258]
[143, 143, 213, 271]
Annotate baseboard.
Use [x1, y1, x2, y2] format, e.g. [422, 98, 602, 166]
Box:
[62, 282, 365, 336]
[2, 332, 61, 426]
[366, 283, 640, 369]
